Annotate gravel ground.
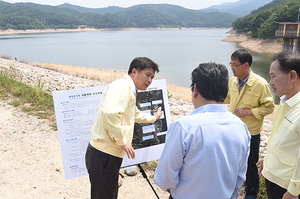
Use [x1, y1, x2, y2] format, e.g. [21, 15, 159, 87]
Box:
[0, 99, 170, 199]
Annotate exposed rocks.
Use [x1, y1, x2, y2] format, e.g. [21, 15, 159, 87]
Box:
[124, 166, 139, 176]
[0, 58, 274, 198]
[0, 58, 106, 94]
[0, 58, 272, 158]
[222, 31, 282, 54]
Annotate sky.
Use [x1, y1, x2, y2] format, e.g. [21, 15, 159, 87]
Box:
[3, 0, 239, 10]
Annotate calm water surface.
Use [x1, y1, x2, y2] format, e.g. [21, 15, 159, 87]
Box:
[0, 29, 277, 102]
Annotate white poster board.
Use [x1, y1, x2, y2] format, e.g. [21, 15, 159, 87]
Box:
[53, 79, 171, 179]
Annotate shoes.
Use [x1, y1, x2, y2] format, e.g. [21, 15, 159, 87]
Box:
[244, 195, 256, 199]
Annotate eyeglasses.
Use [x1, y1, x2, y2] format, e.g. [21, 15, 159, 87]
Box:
[229, 62, 243, 68]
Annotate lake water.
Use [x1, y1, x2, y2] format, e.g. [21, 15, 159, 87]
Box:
[0, 28, 277, 101]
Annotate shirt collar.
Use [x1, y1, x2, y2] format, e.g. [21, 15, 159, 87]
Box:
[238, 71, 251, 92]
[134, 83, 138, 94]
[282, 91, 300, 107]
[124, 74, 138, 94]
[239, 71, 251, 85]
[191, 104, 228, 115]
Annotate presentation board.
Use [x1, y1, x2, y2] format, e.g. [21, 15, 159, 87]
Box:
[53, 79, 171, 179]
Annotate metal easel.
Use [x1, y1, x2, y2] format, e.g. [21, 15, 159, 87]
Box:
[137, 164, 160, 199]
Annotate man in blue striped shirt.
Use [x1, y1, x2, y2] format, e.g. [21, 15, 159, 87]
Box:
[154, 62, 251, 199]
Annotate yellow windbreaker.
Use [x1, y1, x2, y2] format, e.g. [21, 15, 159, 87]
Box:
[262, 92, 300, 196]
[90, 75, 156, 158]
[223, 72, 274, 135]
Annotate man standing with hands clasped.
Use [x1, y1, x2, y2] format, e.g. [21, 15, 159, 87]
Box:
[223, 49, 275, 199]
[85, 57, 163, 199]
[257, 52, 300, 199]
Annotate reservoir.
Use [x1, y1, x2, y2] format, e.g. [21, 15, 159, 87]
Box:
[0, 28, 276, 100]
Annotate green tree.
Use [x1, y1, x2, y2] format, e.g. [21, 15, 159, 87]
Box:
[258, 12, 279, 39]
[233, 0, 300, 39]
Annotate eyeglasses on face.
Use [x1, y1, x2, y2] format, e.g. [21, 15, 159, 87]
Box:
[229, 62, 244, 68]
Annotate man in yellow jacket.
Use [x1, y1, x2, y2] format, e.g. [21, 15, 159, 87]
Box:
[224, 49, 274, 199]
[85, 57, 163, 199]
[258, 52, 300, 199]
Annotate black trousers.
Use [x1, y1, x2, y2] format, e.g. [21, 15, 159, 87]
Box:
[245, 134, 260, 196]
[265, 178, 300, 199]
[85, 143, 123, 199]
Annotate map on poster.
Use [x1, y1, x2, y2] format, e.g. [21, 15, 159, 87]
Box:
[133, 89, 168, 149]
[53, 79, 171, 179]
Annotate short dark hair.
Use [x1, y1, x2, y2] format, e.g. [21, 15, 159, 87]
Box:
[272, 52, 300, 79]
[190, 62, 229, 102]
[128, 57, 159, 74]
[231, 49, 253, 67]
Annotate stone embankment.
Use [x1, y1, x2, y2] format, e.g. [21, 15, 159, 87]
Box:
[0, 58, 272, 157]
[0, 58, 273, 198]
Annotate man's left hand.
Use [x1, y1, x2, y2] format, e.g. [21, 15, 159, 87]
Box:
[234, 108, 253, 118]
[282, 191, 298, 199]
[121, 143, 135, 159]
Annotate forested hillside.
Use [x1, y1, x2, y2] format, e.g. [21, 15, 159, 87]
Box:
[232, 0, 299, 39]
[0, 1, 85, 29]
[0, 1, 237, 30]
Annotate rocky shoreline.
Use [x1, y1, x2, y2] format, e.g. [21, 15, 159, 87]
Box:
[221, 32, 282, 54]
[0, 27, 221, 36]
[0, 58, 273, 198]
[0, 58, 272, 156]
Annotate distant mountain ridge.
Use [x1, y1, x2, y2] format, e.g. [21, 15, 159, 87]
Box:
[200, 0, 273, 17]
[58, 3, 124, 14]
[1, 0, 287, 30]
[0, 1, 238, 29]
